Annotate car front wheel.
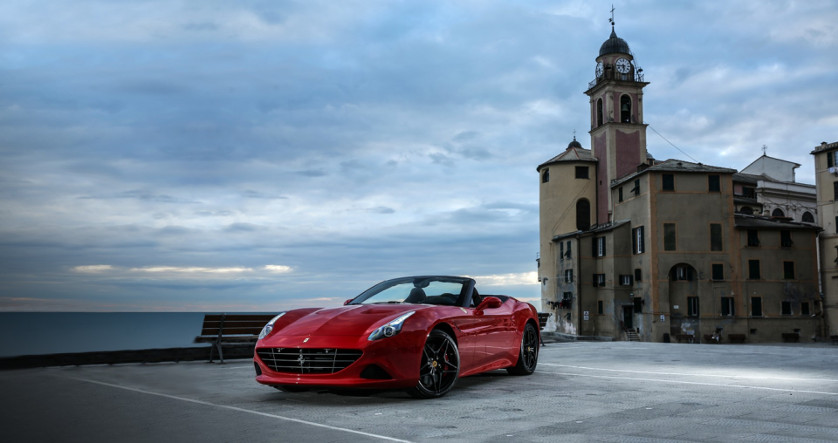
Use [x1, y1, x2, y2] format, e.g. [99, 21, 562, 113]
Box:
[407, 329, 460, 399]
[507, 322, 538, 375]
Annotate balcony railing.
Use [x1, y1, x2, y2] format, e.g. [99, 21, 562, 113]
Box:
[588, 69, 645, 90]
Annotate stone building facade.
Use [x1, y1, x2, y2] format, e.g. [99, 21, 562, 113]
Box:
[537, 25, 824, 343]
[810, 141, 838, 337]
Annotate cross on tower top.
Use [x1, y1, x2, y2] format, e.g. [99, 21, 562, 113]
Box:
[609, 4, 615, 28]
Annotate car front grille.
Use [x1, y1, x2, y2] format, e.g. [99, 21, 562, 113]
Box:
[256, 348, 363, 374]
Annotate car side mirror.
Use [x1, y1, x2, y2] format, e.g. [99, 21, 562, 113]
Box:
[475, 296, 502, 314]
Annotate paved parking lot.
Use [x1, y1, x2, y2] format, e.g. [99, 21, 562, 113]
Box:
[3, 341, 837, 442]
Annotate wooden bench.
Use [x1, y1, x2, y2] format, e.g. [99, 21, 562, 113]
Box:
[728, 334, 746, 344]
[703, 334, 721, 343]
[675, 334, 694, 343]
[781, 332, 800, 343]
[194, 314, 277, 363]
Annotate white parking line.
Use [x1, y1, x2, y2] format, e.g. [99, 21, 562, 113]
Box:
[541, 363, 838, 383]
[537, 367, 838, 396]
[64, 376, 412, 443]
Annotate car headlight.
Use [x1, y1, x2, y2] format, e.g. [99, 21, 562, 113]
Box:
[368, 311, 415, 341]
[258, 312, 287, 340]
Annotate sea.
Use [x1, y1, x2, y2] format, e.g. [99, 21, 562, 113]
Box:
[0, 312, 274, 358]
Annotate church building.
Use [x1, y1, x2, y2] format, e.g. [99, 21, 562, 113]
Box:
[537, 24, 824, 343]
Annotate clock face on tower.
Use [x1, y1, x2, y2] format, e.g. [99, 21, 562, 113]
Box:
[595, 62, 603, 78]
[616, 58, 631, 74]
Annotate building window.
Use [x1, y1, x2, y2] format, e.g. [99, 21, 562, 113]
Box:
[747, 229, 760, 247]
[710, 224, 723, 251]
[632, 179, 640, 196]
[671, 265, 694, 281]
[740, 206, 754, 215]
[664, 223, 677, 251]
[721, 297, 735, 317]
[772, 208, 785, 217]
[541, 169, 549, 183]
[597, 98, 603, 127]
[593, 237, 606, 257]
[687, 297, 699, 317]
[618, 186, 623, 202]
[559, 242, 564, 262]
[593, 274, 605, 287]
[834, 181, 838, 201]
[783, 261, 795, 280]
[634, 268, 642, 282]
[566, 240, 572, 259]
[742, 186, 756, 199]
[748, 260, 760, 279]
[564, 269, 573, 283]
[633, 297, 643, 312]
[780, 230, 793, 247]
[560, 292, 573, 309]
[576, 199, 591, 231]
[751, 297, 762, 317]
[801, 302, 810, 316]
[662, 174, 675, 191]
[781, 301, 792, 316]
[708, 175, 720, 192]
[620, 95, 631, 123]
[619, 275, 633, 286]
[632, 226, 645, 254]
[802, 212, 814, 223]
[711, 263, 724, 281]
[597, 300, 604, 315]
[575, 166, 589, 179]
[830, 151, 836, 167]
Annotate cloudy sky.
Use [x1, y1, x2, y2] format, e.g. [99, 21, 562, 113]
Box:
[1, 0, 836, 312]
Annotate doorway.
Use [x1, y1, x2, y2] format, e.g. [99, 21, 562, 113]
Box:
[622, 305, 633, 330]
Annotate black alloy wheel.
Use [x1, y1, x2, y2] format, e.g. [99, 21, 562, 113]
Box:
[508, 322, 538, 375]
[407, 329, 460, 398]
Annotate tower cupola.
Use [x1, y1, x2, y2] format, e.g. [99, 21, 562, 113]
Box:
[599, 28, 631, 57]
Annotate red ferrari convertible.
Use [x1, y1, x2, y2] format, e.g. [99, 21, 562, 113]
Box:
[254, 275, 540, 398]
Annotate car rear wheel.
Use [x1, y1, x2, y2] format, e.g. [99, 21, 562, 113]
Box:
[407, 329, 460, 399]
[507, 322, 538, 375]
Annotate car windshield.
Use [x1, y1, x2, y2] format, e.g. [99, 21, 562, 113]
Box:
[350, 277, 467, 306]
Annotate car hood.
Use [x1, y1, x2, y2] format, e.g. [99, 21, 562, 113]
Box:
[275, 304, 426, 337]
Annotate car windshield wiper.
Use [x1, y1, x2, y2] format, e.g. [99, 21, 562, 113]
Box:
[370, 301, 403, 304]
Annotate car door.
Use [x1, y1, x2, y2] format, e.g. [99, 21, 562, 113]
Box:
[451, 295, 515, 372]
[473, 298, 517, 367]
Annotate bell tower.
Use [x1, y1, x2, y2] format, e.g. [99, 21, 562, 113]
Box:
[585, 16, 649, 224]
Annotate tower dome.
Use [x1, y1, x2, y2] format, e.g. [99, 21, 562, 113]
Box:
[599, 28, 630, 56]
[567, 137, 583, 150]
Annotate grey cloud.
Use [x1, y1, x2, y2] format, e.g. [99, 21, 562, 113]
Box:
[366, 206, 395, 214]
[295, 169, 327, 177]
[241, 190, 287, 199]
[0, 0, 834, 310]
[224, 223, 261, 233]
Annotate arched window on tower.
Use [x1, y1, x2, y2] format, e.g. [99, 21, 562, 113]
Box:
[576, 199, 591, 231]
[620, 95, 631, 123]
[772, 208, 785, 218]
[802, 211, 815, 223]
[596, 99, 603, 127]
